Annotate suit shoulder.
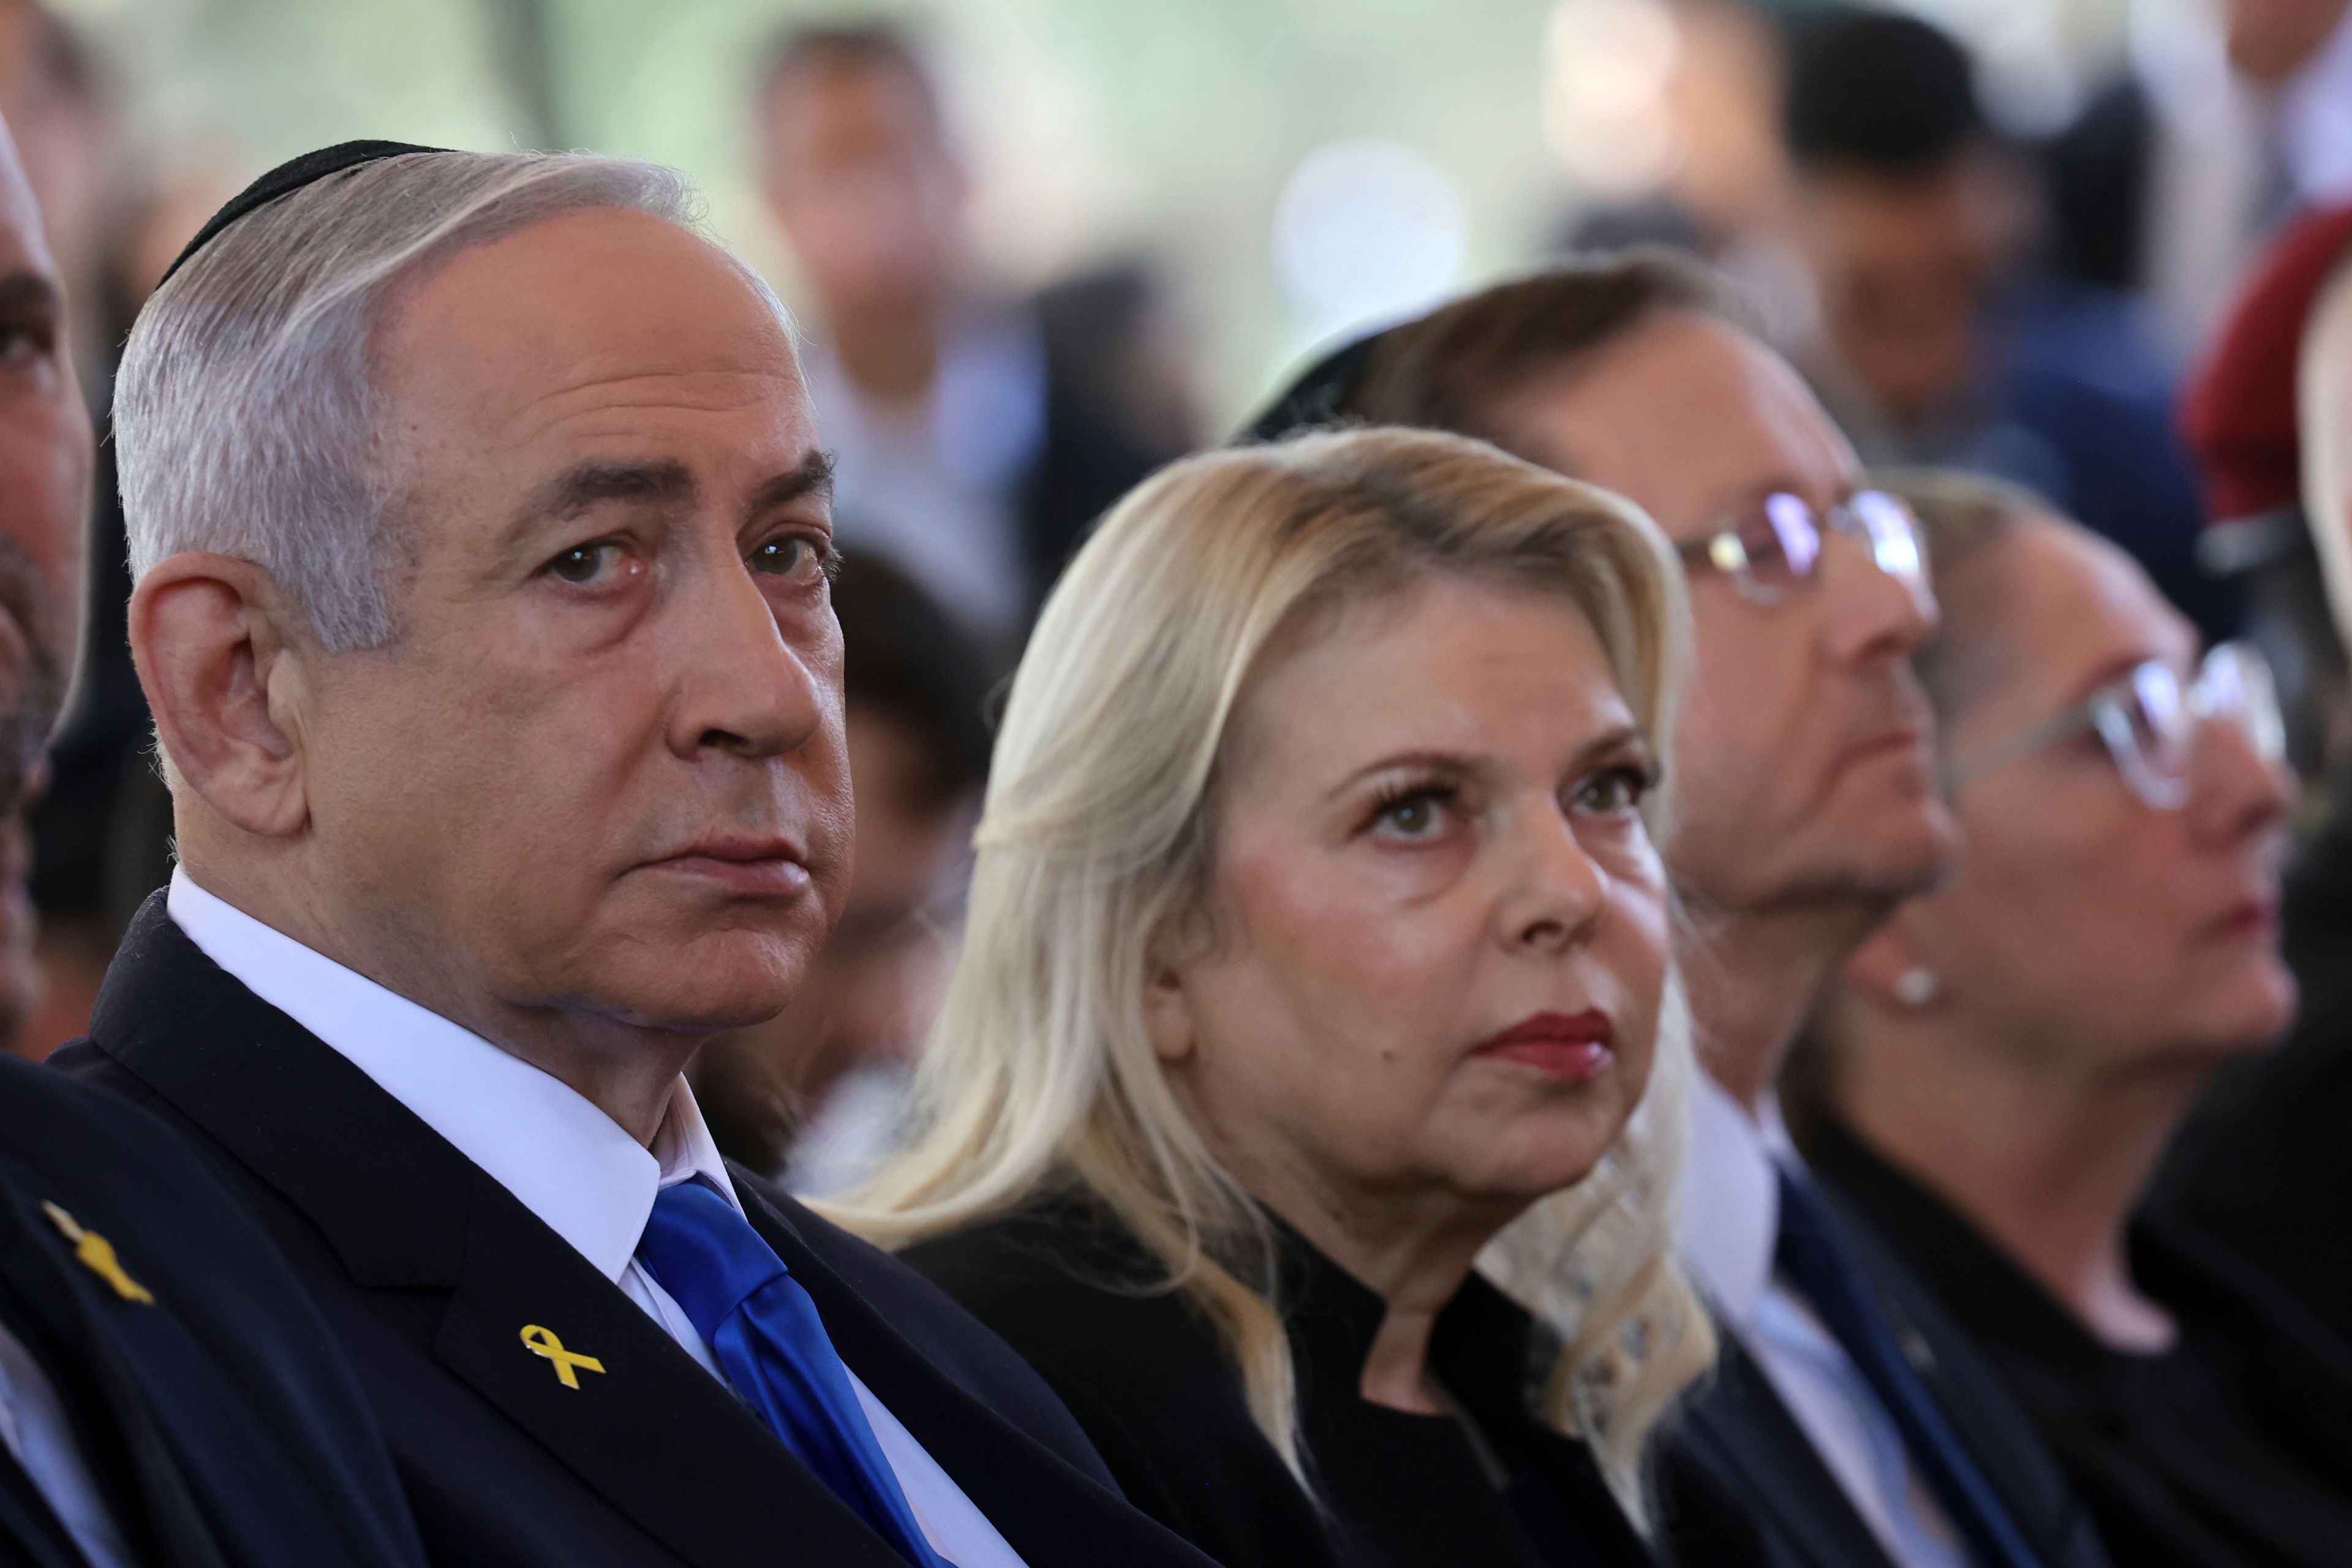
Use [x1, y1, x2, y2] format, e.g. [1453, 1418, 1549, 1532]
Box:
[1, 1049, 196, 1180]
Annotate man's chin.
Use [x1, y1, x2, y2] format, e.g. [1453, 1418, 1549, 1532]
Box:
[568, 925, 817, 1037]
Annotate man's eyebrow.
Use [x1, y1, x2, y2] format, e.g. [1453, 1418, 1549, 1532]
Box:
[0, 270, 59, 317]
[750, 448, 836, 514]
[503, 459, 698, 552]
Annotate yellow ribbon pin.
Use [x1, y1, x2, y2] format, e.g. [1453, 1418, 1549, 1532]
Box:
[39, 1202, 154, 1305]
[519, 1324, 605, 1389]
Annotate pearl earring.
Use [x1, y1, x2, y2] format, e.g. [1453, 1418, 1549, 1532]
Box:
[1894, 968, 1940, 1008]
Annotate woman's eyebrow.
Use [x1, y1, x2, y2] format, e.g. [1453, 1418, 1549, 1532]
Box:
[1319, 749, 1476, 803]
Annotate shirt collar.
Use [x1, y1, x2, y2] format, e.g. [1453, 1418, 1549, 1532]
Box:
[1677, 1072, 1803, 1327]
[165, 868, 739, 1282]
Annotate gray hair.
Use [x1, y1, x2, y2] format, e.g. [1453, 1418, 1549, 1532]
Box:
[115, 149, 782, 650]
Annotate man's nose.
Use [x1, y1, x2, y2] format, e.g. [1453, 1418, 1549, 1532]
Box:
[1817, 529, 1939, 668]
[668, 561, 829, 763]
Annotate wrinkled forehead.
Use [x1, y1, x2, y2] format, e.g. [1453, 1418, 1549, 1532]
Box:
[374, 208, 810, 490]
[1955, 521, 2193, 721]
[1521, 312, 1859, 538]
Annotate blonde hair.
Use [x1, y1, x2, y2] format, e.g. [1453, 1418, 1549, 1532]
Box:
[825, 426, 1713, 1523]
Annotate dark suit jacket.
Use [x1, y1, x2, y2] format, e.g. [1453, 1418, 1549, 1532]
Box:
[1817, 1120, 2352, 1568]
[1664, 1180, 2111, 1568]
[51, 894, 1219, 1568]
[0, 1050, 425, 1568]
[902, 1193, 1742, 1568]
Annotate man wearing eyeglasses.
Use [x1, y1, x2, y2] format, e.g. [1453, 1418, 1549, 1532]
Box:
[1246, 252, 2111, 1568]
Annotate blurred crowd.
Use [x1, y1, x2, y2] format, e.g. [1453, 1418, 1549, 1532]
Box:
[11, 0, 2351, 1150]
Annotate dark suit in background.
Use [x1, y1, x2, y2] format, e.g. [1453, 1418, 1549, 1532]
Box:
[1819, 1120, 2352, 1568]
[0, 1051, 424, 1568]
[1667, 1191, 2112, 1568]
[54, 896, 1220, 1568]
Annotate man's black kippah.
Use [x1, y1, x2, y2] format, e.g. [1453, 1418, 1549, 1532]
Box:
[158, 139, 452, 289]
[1235, 329, 1388, 445]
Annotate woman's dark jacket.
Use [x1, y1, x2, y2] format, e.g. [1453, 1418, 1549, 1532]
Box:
[902, 1191, 1747, 1568]
[1814, 1118, 2352, 1568]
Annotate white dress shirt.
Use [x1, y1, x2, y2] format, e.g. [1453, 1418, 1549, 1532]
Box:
[0, 1320, 133, 1568]
[168, 869, 1023, 1568]
[1678, 1076, 1965, 1568]
[802, 311, 1047, 644]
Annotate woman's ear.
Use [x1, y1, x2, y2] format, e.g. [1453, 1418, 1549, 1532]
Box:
[1142, 956, 1195, 1065]
[129, 552, 314, 840]
[1841, 908, 1937, 1012]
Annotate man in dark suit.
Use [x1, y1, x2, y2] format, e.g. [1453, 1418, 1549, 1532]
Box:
[755, 23, 1183, 649]
[1247, 254, 2109, 1568]
[54, 141, 1216, 1568]
[0, 118, 427, 1568]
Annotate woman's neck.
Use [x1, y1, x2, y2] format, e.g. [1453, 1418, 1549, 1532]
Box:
[1232, 1149, 1519, 1415]
[1836, 1011, 2201, 1352]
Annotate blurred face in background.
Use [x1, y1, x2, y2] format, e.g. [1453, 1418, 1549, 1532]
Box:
[1148, 576, 1672, 1230]
[1795, 149, 2027, 426]
[1884, 522, 2295, 1068]
[1502, 310, 1953, 921]
[759, 52, 963, 322]
[2225, 0, 2351, 83]
[734, 700, 976, 1103]
[0, 115, 88, 1047]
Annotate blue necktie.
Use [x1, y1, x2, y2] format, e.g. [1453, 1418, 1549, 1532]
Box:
[636, 1178, 951, 1567]
[1773, 1166, 2046, 1568]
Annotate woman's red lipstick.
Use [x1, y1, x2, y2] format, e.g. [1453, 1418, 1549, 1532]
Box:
[1472, 1009, 1615, 1082]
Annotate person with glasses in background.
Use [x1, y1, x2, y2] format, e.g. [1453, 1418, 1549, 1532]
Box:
[1801, 472, 2352, 1568]
[1250, 252, 2109, 1568]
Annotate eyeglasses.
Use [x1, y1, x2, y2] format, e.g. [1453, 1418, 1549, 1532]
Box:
[1675, 490, 1926, 605]
[1942, 642, 2285, 811]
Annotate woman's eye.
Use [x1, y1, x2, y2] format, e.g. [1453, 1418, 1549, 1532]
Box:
[752, 535, 831, 582]
[1572, 767, 1650, 815]
[1371, 791, 1450, 842]
[548, 543, 621, 586]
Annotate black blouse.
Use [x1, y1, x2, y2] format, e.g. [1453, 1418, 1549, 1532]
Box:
[899, 1192, 1670, 1568]
[1813, 1118, 2352, 1568]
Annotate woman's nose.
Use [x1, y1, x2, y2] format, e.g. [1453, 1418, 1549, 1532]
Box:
[1502, 811, 1610, 952]
[2187, 717, 2294, 845]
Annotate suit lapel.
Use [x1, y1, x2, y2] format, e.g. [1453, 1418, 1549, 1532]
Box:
[1681, 1336, 1894, 1568]
[429, 1171, 903, 1568]
[85, 899, 904, 1568]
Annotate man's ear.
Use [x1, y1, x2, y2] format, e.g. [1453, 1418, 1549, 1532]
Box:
[129, 552, 313, 839]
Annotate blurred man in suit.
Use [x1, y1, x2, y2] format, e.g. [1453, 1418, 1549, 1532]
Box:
[756, 23, 1181, 646]
[0, 115, 429, 1568]
[1248, 254, 2108, 1568]
[52, 140, 1213, 1568]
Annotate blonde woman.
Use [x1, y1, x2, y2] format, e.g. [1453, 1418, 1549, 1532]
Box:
[828, 428, 1740, 1567]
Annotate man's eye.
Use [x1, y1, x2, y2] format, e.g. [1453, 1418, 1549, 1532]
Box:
[548, 543, 620, 585]
[751, 535, 831, 582]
